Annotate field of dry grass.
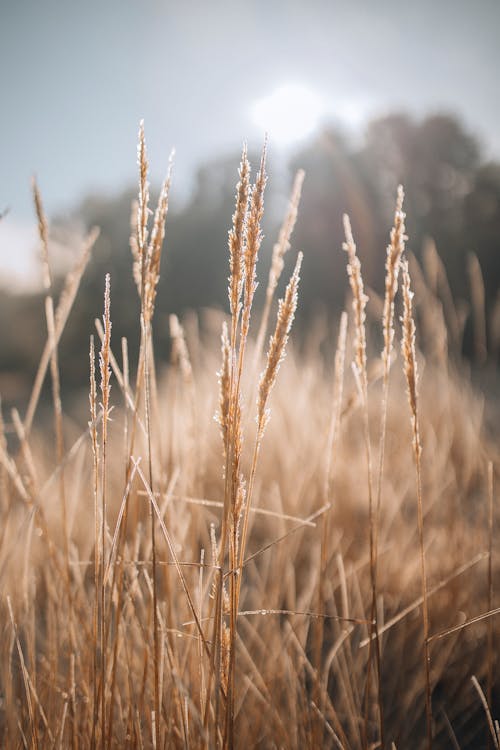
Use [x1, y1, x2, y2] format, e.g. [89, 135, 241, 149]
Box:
[0, 124, 498, 749]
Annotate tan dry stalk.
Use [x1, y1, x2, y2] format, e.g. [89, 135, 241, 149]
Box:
[238, 251, 303, 581]
[219, 146, 251, 563]
[98, 274, 112, 750]
[122, 337, 130, 479]
[11, 408, 39, 495]
[24, 227, 99, 435]
[134, 123, 173, 750]
[0, 440, 30, 503]
[32, 178, 70, 575]
[107, 124, 172, 749]
[142, 315, 161, 750]
[254, 169, 305, 366]
[225, 145, 267, 739]
[223, 251, 301, 748]
[315, 310, 348, 731]
[343, 214, 381, 747]
[7, 597, 39, 750]
[226, 143, 265, 561]
[323, 311, 348, 501]
[94, 318, 146, 436]
[377, 185, 406, 516]
[89, 335, 100, 748]
[401, 259, 432, 749]
[375, 185, 406, 741]
[472, 676, 500, 750]
[214, 148, 251, 744]
[33, 182, 77, 745]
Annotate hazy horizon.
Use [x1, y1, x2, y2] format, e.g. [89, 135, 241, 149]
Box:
[2, 0, 500, 287]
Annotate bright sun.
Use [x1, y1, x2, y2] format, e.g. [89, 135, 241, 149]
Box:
[251, 83, 325, 147]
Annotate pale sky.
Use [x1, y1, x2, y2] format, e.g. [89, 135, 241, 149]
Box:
[1, 0, 500, 286]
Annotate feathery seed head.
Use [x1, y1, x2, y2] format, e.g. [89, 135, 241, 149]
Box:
[382, 185, 406, 368]
[343, 215, 368, 386]
[136, 120, 150, 285]
[240, 139, 268, 341]
[32, 177, 52, 291]
[401, 260, 421, 458]
[258, 252, 302, 435]
[143, 154, 173, 321]
[228, 144, 250, 324]
[99, 274, 112, 415]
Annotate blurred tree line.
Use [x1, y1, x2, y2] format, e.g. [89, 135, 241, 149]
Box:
[1, 112, 500, 405]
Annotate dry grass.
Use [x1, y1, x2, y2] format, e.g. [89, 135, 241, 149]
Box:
[0, 125, 499, 749]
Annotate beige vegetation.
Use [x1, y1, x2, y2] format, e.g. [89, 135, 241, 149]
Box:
[0, 123, 498, 749]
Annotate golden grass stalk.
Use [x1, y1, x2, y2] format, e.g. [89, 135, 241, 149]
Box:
[222, 251, 302, 748]
[228, 137, 267, 634]
[219, 146, 252, 563]
[32, 179, 69, 563]
[217, 146, 264, 746]
[239, 250, 302, 566]
[98, 274, 112, 749]
[89, 335, 100, 748]
[24, 227, 98, 435]
[254, 168, 304, 366]
[32, 181, 76, 745]
[315, 310, 348, 743]
[375, 186, 407, 740]
[121, 336, 130, 477]
[133, 122, 173, 749]
[472, 676, 500, 749]
[107, 125, 172, 749]
[11, 408, 38, 495]
[401, 259, 432, 749]
[7, 597, 39, 749]
[324, 310, 348, 501]
[343, 213, 381, 745]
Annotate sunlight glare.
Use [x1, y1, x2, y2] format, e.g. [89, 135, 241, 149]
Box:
[251, 84, 325, 147]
